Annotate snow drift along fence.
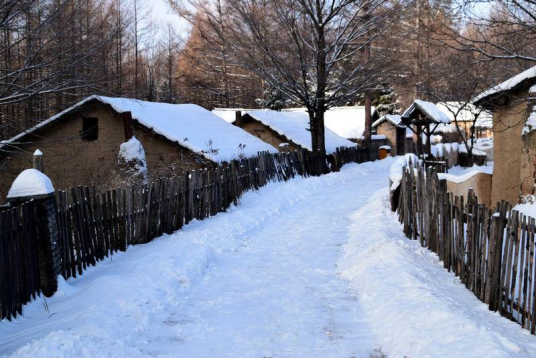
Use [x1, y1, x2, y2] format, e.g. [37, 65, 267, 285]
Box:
[397, 162, 536, 334]
[0, 146, 374, 321]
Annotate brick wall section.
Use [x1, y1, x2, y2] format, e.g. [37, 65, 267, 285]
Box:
[376, 121, 398, 155]
[0, 102, 211, 202]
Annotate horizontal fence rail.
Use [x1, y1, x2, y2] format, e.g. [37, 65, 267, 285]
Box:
[0, 146, 375, 321]
[397, 161, 536, 334]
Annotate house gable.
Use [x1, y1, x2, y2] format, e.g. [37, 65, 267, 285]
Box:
[0, 101, 211, 202]
[240, 114, 301, 152]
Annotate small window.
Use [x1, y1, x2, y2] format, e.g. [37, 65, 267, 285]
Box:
[81, 117, 99, 141]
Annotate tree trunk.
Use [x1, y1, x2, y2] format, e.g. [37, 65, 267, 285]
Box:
[308, 109, 319, 152]
[313, 14, 327, 157]
[364, 91, 372, 147]
[316, 109, 326, 156]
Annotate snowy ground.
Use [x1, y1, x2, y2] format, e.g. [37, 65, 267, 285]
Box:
[1, 158, 536, 357]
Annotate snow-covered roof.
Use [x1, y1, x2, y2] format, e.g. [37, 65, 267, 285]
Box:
[474, 65, 536, 105]
[1, 96, 278, 163]
[436, 123, 461, 133]
[244, 110, 356, 154]
[284, 106, 378, 140]
[372, 114, 402, 128]
[212, 108, 255, 123]
[436, 102, 493, 128]
[402, 100, 451, 124]
[7, 169, 55, 199]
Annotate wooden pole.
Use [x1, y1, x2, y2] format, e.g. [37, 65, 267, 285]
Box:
[426, 124, 432, 156]
[121, 111, 134, 141]
[416, 125, 423, 156]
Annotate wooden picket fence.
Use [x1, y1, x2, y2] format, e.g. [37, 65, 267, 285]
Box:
[0, 201, 41, 321]
[0, 146, 375, 321]
[397, 161, 536, 333]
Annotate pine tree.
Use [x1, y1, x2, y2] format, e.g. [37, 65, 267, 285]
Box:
[373, 85, 401, 115]
[256, 85, 288, 111]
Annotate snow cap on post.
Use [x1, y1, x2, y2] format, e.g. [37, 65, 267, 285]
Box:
[33, 149, 44, 172]
[7, 168, 54, 201]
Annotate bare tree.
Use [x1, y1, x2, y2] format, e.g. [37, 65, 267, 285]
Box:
[451, 1, 536, 63]
[171, 0, 397, 155]
[0, 0, 119, 140]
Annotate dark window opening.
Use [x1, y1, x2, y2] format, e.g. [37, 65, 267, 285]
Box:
[81, 117, 99, 141]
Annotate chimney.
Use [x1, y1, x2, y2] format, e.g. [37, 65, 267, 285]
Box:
[122, 111, 134, 141]
[235, 110, 243, 128]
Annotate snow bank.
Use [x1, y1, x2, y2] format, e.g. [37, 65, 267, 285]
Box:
[245, 110, 355, 154]
[7, 169, 54, 199]
[339, 190, 536, 357]
[474, 65, 536, 104]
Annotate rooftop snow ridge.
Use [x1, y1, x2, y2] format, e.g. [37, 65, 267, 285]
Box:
[244, 110, 355, 154]
[474, 65, 536, 104]
[2, 96, 278, 163]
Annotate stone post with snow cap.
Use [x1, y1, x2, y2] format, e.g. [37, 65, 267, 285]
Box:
[7, 164, 60, 297]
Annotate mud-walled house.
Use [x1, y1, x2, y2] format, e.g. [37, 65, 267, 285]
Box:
[436, 102, 493, 140]
[213, 109, 355, 154]
[0, 96, 277, 202]
[473, 66, 536, 205]
[371, 114, 413, 156]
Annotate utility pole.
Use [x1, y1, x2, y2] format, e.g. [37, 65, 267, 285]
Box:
[414, 0, 421, 100]
[363, 4, 372, 148]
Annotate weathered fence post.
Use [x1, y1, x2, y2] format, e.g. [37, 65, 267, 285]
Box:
[7, 162, 61, 297]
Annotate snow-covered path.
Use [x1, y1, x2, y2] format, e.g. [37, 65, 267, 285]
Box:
[0, 160, 389, 357]
[2, 158, 536, 357]
[147, 167, 379, 357]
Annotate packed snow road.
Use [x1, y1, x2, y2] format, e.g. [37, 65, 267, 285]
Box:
[1, 158, 536, 357]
